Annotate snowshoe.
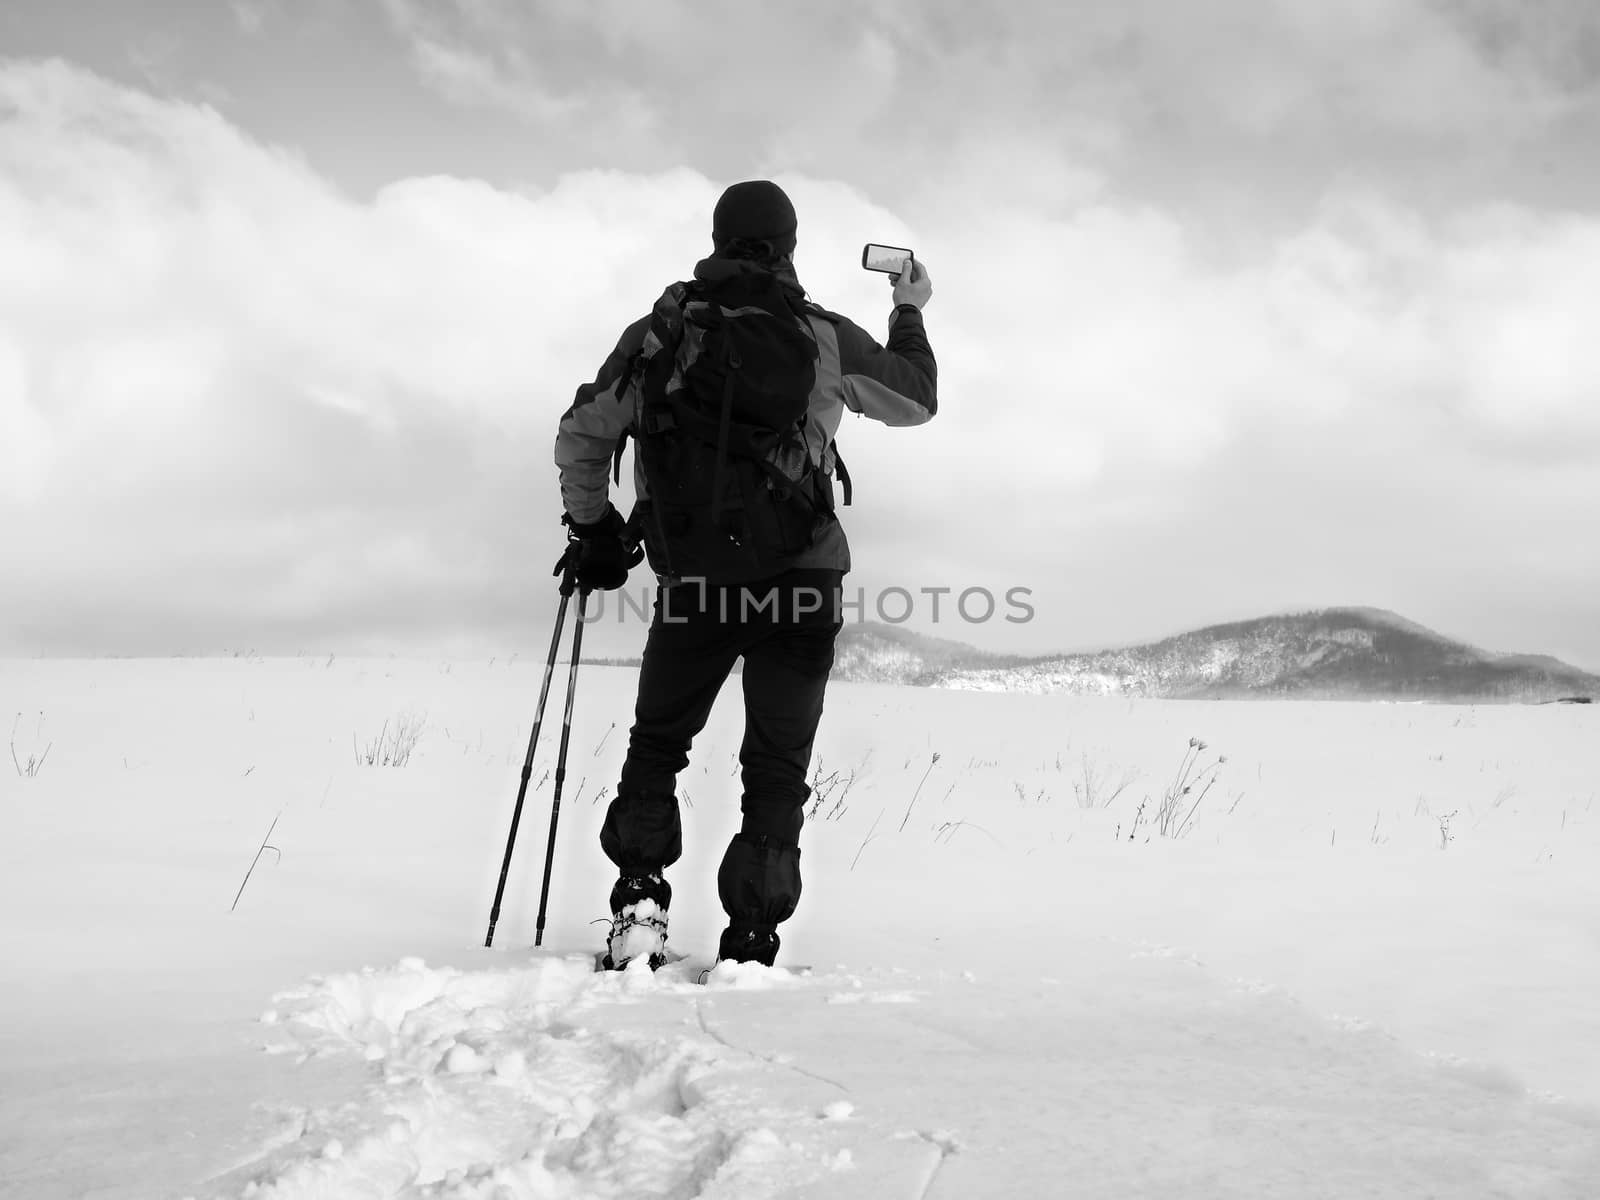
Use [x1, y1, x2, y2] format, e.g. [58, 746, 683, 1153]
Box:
[596, 872, 671, 971]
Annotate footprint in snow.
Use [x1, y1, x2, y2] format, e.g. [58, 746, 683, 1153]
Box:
[230, 955, 846, 1198]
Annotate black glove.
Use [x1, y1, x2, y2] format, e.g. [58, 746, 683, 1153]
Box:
[554, 505, 642, 592]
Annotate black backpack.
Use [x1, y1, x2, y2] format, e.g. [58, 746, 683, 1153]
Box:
[621, 270, 847, 582]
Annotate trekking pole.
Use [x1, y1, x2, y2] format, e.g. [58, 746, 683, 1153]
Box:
[533, 584, 591, 947]
[483, 560, 578, 948]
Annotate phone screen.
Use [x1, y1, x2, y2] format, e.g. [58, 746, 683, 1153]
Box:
[862, 243, 914, 275]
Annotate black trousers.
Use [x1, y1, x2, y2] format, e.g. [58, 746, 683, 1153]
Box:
[600, 568, 843, 929]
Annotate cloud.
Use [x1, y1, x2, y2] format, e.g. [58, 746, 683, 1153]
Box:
[1066, 0, 1581, 138]
[371, 0, 1600, 220]
[378, 0, 657, 139]
[230, 1, 269, 36]
[0, 59, 908, 654]
[404, 35, 581, 125]
[3, 55, 1599, 665]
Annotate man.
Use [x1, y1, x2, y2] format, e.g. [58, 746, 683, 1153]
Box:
[554, 179, 936, 970]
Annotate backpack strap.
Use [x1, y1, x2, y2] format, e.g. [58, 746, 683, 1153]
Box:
[708, 327, 737, 535]
[832, 447, 853, 506]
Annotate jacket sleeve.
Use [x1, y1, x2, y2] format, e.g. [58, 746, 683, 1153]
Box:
[554, 314, 652, 525]
[833, 305, 937, 426]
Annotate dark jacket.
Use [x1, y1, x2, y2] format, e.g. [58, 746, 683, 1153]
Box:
[554, 254, 937, 578]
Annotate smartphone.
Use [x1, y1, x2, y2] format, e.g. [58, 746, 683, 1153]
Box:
[862, 243, 915, 277]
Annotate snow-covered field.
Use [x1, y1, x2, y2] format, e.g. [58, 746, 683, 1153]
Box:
[2, 656, 1597, 1199]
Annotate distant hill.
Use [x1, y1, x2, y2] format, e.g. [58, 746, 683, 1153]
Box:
[832, 609, 1600, 702]
[830, 622, 1035, 685]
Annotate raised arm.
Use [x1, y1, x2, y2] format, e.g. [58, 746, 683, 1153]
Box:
[835, 261, 937, 426]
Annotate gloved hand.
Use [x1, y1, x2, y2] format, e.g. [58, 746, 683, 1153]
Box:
[554, 505, 642, 592]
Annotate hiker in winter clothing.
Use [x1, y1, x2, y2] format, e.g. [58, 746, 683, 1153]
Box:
[554, 180, 936, 969]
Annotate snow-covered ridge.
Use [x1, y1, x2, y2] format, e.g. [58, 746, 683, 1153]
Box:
[832, 608, 1600, 701]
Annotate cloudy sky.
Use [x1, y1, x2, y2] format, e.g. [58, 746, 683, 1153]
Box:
[3, 0, 1599, 667]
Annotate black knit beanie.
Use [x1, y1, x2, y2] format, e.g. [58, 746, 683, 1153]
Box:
[712, 180, 797, 256]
